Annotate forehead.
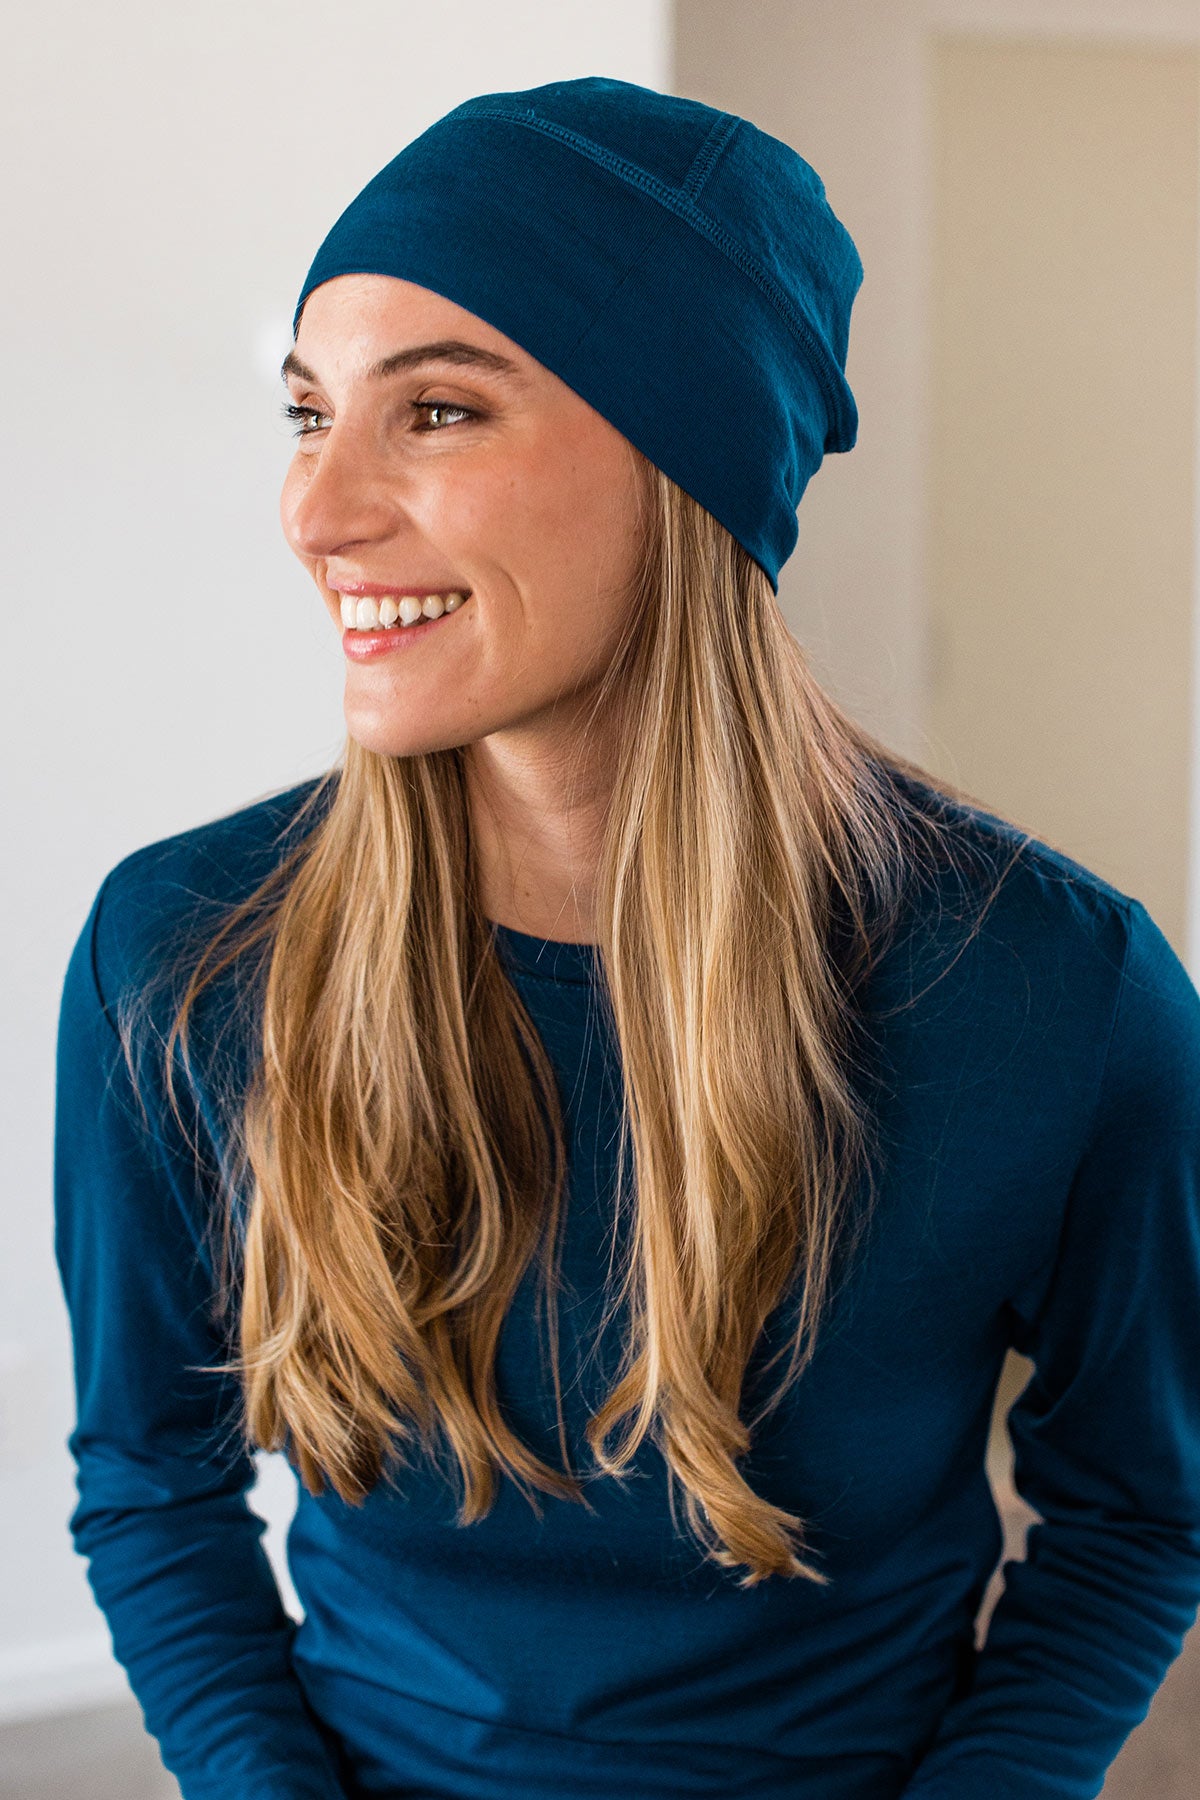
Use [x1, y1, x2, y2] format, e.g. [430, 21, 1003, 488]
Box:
[289, 274, 536, 390]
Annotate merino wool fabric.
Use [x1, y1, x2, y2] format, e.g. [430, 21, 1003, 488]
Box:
[54, 772, 1200, 1800]
[292, 75, 864, 591]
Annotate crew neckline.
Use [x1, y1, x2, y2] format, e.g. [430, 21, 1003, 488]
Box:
[488, 919, 601, 985]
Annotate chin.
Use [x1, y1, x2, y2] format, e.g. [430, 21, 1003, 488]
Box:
[343, 702, 465, 763]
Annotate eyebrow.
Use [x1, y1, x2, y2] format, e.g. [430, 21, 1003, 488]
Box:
[280, 338, 527, 387]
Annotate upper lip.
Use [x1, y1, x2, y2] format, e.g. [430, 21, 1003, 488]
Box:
[328, 578, 470, 598]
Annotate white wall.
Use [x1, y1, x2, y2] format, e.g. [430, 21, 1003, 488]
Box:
[0, 0, 670, 1721]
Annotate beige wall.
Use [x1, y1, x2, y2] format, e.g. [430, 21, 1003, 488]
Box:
[927, 36, 1199, 945]
[675, 0, 1200, 964]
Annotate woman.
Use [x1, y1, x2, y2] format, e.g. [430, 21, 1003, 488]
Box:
[54, 75, 1200, 1800]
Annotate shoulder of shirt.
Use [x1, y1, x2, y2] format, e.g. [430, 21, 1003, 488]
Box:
[82, 775, 332, 1015]
[883, 764, 1199, 1050]
[886, 763, 1135, 912]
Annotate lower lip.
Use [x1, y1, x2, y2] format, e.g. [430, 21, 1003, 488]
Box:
[340, 598, 470, 661]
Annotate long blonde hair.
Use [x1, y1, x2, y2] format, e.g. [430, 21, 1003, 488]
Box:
[120, 452, 1027, 1588]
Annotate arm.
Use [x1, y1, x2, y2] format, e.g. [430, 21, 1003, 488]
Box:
[901, 896, 1200, 1799]
[53, 871, 352, 1800]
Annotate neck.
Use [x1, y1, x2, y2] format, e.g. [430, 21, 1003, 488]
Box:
[465, 729, 614, 945]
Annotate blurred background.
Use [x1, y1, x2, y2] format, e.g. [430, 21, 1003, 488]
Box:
[3, 0, 1199, 1794]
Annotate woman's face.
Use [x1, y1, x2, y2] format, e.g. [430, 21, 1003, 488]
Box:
[280, 272, 646, 761]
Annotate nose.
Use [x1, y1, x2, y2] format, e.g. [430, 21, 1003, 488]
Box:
[281, 420, 399, 562]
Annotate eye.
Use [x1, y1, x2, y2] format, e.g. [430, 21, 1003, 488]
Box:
[279, 398, 477, 437]
[281, 401, 329, 436]
[412, 400, 476, 430]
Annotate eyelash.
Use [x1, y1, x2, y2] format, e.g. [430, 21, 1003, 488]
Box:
[280, 400, 476, 437]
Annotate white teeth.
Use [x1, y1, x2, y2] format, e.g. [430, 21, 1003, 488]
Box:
[339, 590, 470, 630]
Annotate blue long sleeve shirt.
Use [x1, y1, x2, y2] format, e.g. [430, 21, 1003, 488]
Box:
[53, 773, 1200, 1800]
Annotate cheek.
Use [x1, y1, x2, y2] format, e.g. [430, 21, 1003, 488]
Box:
[465, 442, 630, 582]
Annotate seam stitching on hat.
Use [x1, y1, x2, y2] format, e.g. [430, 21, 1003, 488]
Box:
[451, 104, 853, 441]
[679, 112, 741, 201]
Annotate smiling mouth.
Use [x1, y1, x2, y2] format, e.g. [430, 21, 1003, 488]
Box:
[340, 590, 471, 632]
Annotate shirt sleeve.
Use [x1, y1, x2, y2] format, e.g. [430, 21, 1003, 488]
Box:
[53, 870, 354, 1800]
[901, 895, 1200, 1799]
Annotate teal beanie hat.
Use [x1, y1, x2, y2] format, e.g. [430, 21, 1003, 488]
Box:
[293, 75, 863, 594]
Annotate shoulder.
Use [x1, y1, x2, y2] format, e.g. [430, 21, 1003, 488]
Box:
[884, 763, 1141, 955]
[75, 775, 333, 1025]
[101, 774, 331, 903]
[878, 766, 1200, 1068]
